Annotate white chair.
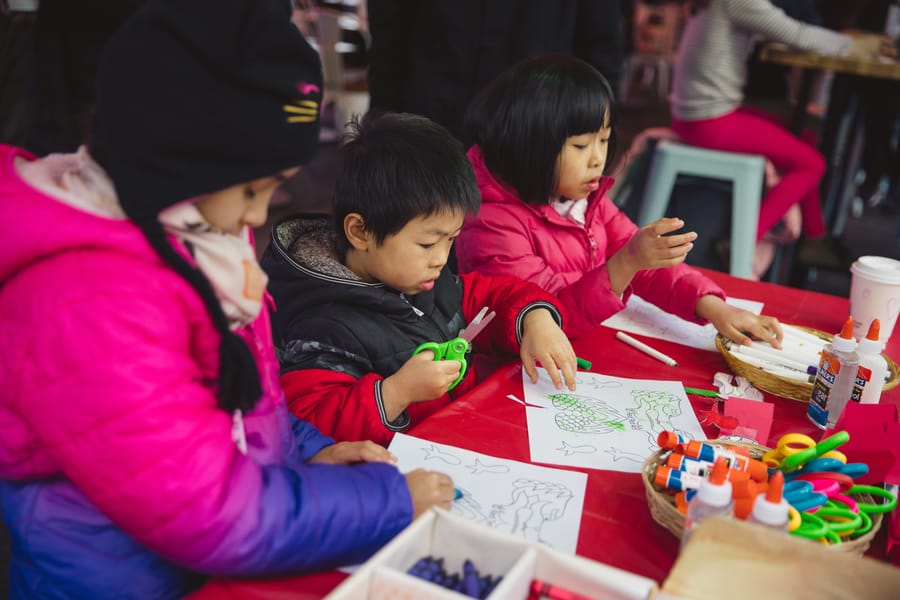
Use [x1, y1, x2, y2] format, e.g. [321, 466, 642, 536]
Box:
[638, 140, 765, 279]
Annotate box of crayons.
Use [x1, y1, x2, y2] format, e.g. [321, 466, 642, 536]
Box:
[325, 508, 658, 599]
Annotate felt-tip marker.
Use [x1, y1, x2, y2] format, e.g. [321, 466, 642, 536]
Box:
[576, 356, 592, 370]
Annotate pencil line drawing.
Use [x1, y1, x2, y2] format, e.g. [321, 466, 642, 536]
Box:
[625, 388, 689, 448]
[486, 479, 574, 545]
[466, 458, 510, 475]
[421, 444, 462, 465]
[388, 434, 587, 553]
[548, 392, 628, 434]
[556, 441, 597, 456]
[605, 447, 646, 464]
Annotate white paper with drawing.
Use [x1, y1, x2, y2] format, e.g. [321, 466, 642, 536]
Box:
[522, 368, 705, 473]
[387, 433, 586, 553]
[601, 295, 764, 351]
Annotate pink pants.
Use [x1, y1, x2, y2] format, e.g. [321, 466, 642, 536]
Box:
[671, 107, 827, 241]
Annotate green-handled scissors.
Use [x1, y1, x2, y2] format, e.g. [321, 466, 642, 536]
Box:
[413, 306, 496, 391]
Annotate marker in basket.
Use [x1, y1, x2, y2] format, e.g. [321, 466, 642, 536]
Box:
[615, 331, 677, 367]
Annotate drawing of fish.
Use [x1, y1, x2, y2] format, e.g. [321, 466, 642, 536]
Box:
[556, 442, 597, 456]
[467, 459, 510, 474]
[421, 444, 462, 465]
[605, 447, 645, 464]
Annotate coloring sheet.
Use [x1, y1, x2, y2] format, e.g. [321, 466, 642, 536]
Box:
[601, 295, 764, 351]
[388, 433, 587, 553]
[522, 368, 705, 473]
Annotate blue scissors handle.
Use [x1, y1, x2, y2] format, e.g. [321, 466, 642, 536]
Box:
[413, 338, 469, 391]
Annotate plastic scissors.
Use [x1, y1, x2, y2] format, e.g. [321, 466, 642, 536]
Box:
[413, 306, 497, 391]
[761, 431, 849, 472]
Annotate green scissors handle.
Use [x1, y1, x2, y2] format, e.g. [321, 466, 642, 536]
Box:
[413, 337, 469, 391]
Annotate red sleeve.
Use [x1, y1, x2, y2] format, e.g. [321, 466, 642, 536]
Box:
[281, 369, 450, 446]
[458, 271, 566, 354]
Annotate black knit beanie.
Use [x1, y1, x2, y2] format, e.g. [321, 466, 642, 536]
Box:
[90, 0, 324, 414]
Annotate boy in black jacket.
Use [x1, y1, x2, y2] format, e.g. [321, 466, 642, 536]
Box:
[263, 112, 577, 445]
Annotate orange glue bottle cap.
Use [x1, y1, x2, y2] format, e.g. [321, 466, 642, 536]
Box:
[749, 471, 789, 528]
[858, 319, 884, 355]
[658, 431, 682, 450]
[831, 316, 857, 353]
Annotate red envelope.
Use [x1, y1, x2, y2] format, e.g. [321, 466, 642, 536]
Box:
[831, 402, 900, 486]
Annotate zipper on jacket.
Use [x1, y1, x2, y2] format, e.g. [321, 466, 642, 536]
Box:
[587, 233, 598, 270]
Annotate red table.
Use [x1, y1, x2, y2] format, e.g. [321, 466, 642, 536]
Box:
[191, 269, 900, 598]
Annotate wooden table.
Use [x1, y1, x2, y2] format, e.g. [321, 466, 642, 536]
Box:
[189, 269, 900, 599]
[758, 43, 900, 238]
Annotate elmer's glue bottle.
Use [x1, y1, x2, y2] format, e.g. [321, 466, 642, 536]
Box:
[681, 457, 733, 548]
[747, 471, 789, 533]
[857, 319, 888, 405]
[807, 317, 859, 429]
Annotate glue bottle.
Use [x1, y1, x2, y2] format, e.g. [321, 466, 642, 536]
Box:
[807, 317, 859, 430]
[856, 319, 888, 405]
[681, 457, 733, 548]
[747, 471, 789, 533]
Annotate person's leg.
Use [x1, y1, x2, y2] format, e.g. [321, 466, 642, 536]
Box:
[672, 108, 826, 240]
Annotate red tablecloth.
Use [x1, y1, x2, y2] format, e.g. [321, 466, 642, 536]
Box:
[190, 269, 900, 598]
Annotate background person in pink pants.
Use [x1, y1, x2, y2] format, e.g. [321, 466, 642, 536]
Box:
[670, 0, 885, 261]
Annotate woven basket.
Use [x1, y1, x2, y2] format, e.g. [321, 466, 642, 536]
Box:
[641, 440, 883, 555]
[716, 327, 900, 402]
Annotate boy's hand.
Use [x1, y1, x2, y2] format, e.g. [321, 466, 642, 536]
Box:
[520, 308, 577, 391]
[405, 469, 455, 518]
[308, 440, 397, 465]
[606, 218, 696, 294]
[696, 295, 783, 349]
[381, 352, 462, 420]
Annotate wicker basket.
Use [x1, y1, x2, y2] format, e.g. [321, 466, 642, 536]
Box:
[716, 327, 900, 402]
[641, 440, 883, 555]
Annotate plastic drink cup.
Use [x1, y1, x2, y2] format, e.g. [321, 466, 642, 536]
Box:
[849, 256, 900, 342]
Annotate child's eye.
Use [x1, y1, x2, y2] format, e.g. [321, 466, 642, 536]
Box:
[419, 243, 436, 249]
[573, 144, 588, 150]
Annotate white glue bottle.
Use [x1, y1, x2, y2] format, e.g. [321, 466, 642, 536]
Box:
[857, 319, 888, 405]
[681, 457, 733, 548]
[747, 471, 789, 533]
[807, 317, 859, 429]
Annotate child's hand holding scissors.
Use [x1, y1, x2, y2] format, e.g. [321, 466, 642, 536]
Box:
[520, 308, 577, 391]
[381, 353, 462, 420]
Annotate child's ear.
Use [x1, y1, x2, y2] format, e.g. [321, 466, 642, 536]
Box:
[343, 213, 369, 251]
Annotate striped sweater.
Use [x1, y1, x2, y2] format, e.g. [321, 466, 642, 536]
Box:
[671, 0, 851, 120]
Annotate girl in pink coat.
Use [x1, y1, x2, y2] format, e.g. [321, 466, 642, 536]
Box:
[0, 1, 451, 598]
[457, 54, 782, 344]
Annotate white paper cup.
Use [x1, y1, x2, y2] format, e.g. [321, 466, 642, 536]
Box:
[849, 256, 900, 342]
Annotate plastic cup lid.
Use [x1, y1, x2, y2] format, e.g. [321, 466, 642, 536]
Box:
[850, 256, 900, 284]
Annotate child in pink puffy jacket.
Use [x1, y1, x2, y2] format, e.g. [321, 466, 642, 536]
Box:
[457, 54, 782, 344]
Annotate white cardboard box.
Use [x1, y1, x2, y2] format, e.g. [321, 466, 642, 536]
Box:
[326, 508, 658, 600]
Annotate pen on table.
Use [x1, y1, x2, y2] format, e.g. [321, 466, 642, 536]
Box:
[453, 488, 463, 500]
[576, 356, 592, 370]
[615, 331, 678, 367]
[683, 386, 721, 398]
[529, 578, 594, 600]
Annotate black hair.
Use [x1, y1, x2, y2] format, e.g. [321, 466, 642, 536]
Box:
[332, 111, 481, 256]
[464, 54, 618, 205]
[138, 219, 262, 415]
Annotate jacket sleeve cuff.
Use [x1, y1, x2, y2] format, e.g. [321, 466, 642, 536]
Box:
[374, 379, 411, 432]
[515, 301, 563, 344]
